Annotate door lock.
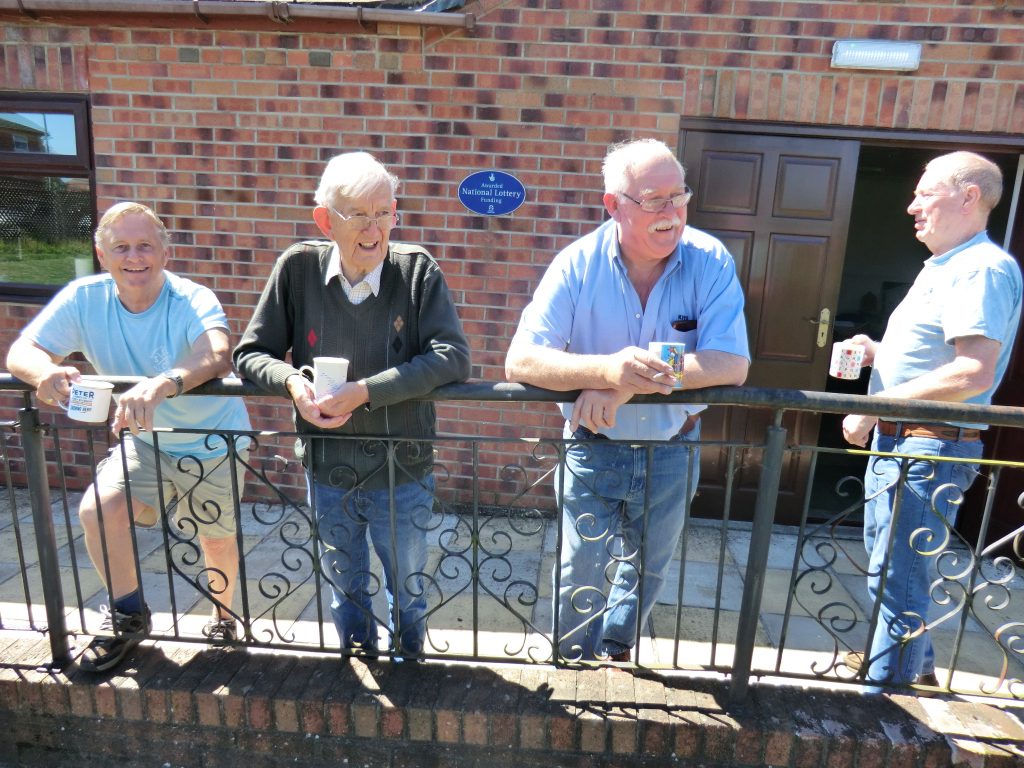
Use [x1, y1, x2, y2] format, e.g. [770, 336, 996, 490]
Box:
[806, 307, 831, 348]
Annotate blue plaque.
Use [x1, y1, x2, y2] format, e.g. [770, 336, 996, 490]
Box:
[458, 170, 526, 216]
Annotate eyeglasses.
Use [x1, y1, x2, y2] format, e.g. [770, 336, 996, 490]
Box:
[618, 187, 693, 213]
[326, 204, 398, 231]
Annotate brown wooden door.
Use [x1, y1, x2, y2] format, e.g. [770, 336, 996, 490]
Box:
[681, 131, 860, 523]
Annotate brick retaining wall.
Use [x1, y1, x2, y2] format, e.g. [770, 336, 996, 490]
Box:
[2, 635, 1023, 767]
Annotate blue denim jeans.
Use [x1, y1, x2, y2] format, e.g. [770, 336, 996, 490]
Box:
[554, 426, 699, 660]
[310, 475, 434, 655]
[862, 432, 982, 685]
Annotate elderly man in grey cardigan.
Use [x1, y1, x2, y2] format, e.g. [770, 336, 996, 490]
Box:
[234, 152, 470, 658]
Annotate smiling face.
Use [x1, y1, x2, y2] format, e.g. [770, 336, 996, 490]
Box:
[314, 182, 397, 284]
[96, 212, 170, 312]
[605, 154, 688, 268]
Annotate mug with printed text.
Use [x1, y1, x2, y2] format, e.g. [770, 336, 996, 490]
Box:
[648, 342, 686, 389]
[298, 356, 350, 398]
[59, 380, 115, 423]
[829, 341, 865, 380]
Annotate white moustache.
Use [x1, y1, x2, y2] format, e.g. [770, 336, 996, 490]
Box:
[648, 218, 682, 234]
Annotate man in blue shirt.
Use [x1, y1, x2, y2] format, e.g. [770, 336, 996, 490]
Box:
[506, 139, 750, 661]
[842, 151, 1023, 689]
[6, 202, 252, 672]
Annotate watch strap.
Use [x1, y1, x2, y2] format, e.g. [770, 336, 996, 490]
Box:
[160, 370, 185, 398]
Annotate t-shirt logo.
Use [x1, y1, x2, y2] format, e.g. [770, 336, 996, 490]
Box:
[152, 348, 172, 370]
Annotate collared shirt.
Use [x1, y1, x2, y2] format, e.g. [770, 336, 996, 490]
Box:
[511, 219, 749, 441]
[325, 243, 383, 305]
[870, 231, 1023, 428]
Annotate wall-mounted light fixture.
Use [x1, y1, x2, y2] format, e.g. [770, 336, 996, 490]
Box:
[830, 40, 922, 71]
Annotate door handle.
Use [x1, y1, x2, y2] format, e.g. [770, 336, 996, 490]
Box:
[806, 307, 830, 348]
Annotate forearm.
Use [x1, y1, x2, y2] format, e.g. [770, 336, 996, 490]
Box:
[680, 350, 749, 390]
[168, 329, 233, 395]
[505, 343, 614, 391]
[875, 360, 991, 403]
[6, 337, 65, 387]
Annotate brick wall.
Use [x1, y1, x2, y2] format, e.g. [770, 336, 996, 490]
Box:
[5, 635, 1024, 767]
[1, 0, 1023, 508]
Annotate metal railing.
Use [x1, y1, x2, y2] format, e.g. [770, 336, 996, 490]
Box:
[2, 374, 1024, 704]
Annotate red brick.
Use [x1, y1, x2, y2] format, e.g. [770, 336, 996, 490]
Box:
[436, 707, 461, 743]
[273, 696, 300, 733]
[326, 700, 351, 736]
[764, 729, 795, 765]
[579, 712, 606, 753]
[247, 695, 273, 730]
[794, 731, 826, 768]
[549, 712, 578, 752]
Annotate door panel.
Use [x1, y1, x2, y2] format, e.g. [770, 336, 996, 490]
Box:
[758, 234, 829, 364]
[774, 156, 843, 219]
[681, 131, 860, 523]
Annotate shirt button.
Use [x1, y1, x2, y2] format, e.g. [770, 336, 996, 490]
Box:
[635, 313, 641, 319]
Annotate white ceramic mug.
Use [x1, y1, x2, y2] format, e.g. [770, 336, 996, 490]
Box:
[648, 342, 686, 389]
[58, 380, 115, 423]
[298, 356, 350, 398]
[829, 341, 865, 380]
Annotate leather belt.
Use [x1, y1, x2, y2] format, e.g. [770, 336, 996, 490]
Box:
[573, 413, 701, 441]
[876, 421, 982, 442]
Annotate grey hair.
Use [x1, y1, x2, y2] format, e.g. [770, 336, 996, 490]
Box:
[602, 138, 685, 195]
[927, 151, 1003, 212]
[94, 202, 170, 250]
[314, 151, 400, 207]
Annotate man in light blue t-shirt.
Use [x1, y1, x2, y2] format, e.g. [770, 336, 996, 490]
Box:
[841, 152, 1023, 690]
[6, 202, 252, 672]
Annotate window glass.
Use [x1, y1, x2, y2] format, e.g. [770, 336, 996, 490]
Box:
[0, 96, 93, 299]
[0, 112, 78, 156]
[0, 174, 94, 285]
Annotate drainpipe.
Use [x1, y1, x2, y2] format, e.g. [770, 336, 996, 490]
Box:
[0, 0, 475, 29]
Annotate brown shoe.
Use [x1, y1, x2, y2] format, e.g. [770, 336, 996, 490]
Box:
[913, 671, 940, 697]
[842, 651, 865, 671]
[609, 648, 631, 662]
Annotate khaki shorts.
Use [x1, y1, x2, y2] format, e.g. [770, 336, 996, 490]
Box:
[95, 436, 248, 540]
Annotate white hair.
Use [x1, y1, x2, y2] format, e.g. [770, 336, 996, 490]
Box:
[602, 139, 685, 195]
[314, 151, 400, 207]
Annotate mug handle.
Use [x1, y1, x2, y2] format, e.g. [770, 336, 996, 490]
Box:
[298, 365, 315, 382]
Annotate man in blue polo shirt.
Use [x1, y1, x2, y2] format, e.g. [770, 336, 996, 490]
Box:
[506, 138, 750, 661]
[842, 151, 1022, 689]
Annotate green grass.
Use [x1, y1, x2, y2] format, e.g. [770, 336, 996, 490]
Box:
[0, 236, 93, 285]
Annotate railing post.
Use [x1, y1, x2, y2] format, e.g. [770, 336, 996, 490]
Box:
[729, 412, 787, 704]
[19, 405, 71, 668]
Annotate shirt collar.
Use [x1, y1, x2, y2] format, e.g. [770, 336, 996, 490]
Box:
[607, 222, 684, 278]
[324, 243, 384, 296]
[925, 230, 989, 267]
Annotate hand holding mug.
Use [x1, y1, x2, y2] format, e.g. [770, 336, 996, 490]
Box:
[298, 356, 350, 398]
[35, 365, 80, 407]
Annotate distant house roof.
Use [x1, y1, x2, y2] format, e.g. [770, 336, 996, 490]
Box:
[0, 114, 46, 136]
[228, 0, 464, 9]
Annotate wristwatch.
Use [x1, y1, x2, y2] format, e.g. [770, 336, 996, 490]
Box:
[159, 369, 185, 398]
